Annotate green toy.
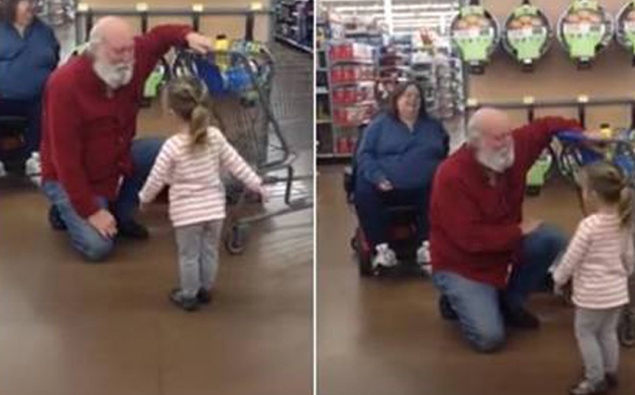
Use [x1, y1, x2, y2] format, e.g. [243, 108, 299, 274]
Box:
[450, 1, 499, 74]
[526, 148, 554, 195]
[69, 42, 90, 58]
[558, 0, 614, 67]
[616, 1, 635, 63]
[503, 0, 551, 70]
[143, 60, 168, 99]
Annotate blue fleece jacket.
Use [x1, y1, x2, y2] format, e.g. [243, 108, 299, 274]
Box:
[356, 112, 449, 190]
[0, 18, 59, 100]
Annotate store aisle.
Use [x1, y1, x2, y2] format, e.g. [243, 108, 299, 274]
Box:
[317, 165, 634, 395]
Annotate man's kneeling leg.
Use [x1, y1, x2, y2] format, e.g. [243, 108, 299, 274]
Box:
[42, 181, 114, 262]
[433, 271, 506, 353]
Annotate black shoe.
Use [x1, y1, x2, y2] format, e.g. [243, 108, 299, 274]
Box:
[439, 295, 458, 321]
[48, 206, 67, 231]
[196, 288, 212, 304]
[605, 373, 618, 390]
[118, 220, 149, 240]
[501, 303, 540, 329]
[169, 289, 198, 312]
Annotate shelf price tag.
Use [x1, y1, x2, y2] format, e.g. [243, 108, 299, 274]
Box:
[192, 4, 204, 13]
[250, 2, 263, 11]
[522, 96, 535, 105]
[136, 3, 148, 12]
[577, 95, 589, 103]
[77, 3, 89, 12]
[466, 98, 479, 107]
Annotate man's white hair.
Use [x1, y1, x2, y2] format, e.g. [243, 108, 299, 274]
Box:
[87, 19, 107, 54]
[466, 107, 508, 146]
[466, 113, 483, 145]
[87, 16, 127, 54]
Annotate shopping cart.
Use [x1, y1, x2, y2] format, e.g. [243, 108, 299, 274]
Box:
[556, 130, 635, 185]
[171, 42, 313, 254]
[555, 130, 635, 347]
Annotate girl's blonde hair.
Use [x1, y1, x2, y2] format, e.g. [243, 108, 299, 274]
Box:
[166, 76, 210, 150]
[583, 161, 633, 228]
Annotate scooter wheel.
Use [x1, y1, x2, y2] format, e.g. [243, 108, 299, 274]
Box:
[225, 224, 249, 255]
[357, 251, 373, 277]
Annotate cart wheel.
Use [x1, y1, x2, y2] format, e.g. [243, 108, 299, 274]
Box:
[225, 224, 249, 255]
[358, 252, 373, 277]
[618, 310, 635, 348]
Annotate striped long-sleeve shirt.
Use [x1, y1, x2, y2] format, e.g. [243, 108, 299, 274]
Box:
[553, 212, 635, 309]
[139, 127, 261, 227]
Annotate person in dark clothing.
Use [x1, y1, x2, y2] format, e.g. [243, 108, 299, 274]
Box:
[354, 81, 449, 270]
[0, 0, 59, 169]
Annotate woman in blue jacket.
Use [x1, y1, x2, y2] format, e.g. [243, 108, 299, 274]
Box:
[355, 81, 449, 269]
[0, 0, 59, 171]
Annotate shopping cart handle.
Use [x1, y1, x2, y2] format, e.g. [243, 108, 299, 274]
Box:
[556, 130, 587, 142]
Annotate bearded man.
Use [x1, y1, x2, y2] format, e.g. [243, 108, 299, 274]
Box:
[39, 17, 212, 261]
[429, 108, 582, 353]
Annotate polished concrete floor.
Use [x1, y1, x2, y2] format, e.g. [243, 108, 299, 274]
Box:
[317, 165, 634, 395]
[0, 41, 313, 395]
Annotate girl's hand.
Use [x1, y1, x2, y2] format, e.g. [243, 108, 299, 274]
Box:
[139, 202, 150, 212]
[257, 185, 269, 203]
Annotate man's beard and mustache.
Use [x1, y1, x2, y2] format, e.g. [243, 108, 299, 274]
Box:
[475, 140, 515, 173]
[93, 59, 134, 90]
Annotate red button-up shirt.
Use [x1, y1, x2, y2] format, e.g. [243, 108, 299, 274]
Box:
[40, 25, 192, 218]
[430, 117, 582, 288]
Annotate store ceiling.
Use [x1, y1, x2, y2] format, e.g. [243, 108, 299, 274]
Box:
[319, 0, 459, 36]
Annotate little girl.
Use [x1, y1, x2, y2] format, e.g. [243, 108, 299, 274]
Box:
[553, 162, 634, 395]
[139, 76, 264, 312]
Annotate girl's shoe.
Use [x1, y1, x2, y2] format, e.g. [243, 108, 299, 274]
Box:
[169, 289, 198, 312]
[196, 288, 212, 304]
[604, 373, 618, 390]
[569, 379, 607, 395]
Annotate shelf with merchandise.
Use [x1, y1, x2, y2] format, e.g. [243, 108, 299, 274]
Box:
[274, 0, 313, 54]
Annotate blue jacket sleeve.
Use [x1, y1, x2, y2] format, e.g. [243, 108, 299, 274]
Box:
[439, 121, 450, 157]
[47, 24, 60, 66]
[357, 118, 387, 185]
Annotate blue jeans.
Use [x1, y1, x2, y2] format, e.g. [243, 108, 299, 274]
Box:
[41, 138, 163, 262]
[432, 224, 568, 353]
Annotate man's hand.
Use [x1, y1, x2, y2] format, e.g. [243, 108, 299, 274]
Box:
[88, 209, 118, 239]
[520, 218, 543, 235]
[377, 179, 394, 192]
[186, 32, 213, 54]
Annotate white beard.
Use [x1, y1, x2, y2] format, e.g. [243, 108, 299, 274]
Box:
[93, 60, 134, 90]
[476, 141, 515, 173]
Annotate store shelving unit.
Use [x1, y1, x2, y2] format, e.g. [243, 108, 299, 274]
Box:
[317, 41, 379, 159]
[411, 43, 465, 120]
[274, 0, 314, 54]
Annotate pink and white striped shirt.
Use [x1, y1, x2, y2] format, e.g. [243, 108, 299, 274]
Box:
[553, 212, 635, 309]
[139, 127, 261, 227]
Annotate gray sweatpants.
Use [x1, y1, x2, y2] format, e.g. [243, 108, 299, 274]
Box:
[575, 306, 622, 384]
[175, 220, 223, 298]
[628, 276, 635, 313]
